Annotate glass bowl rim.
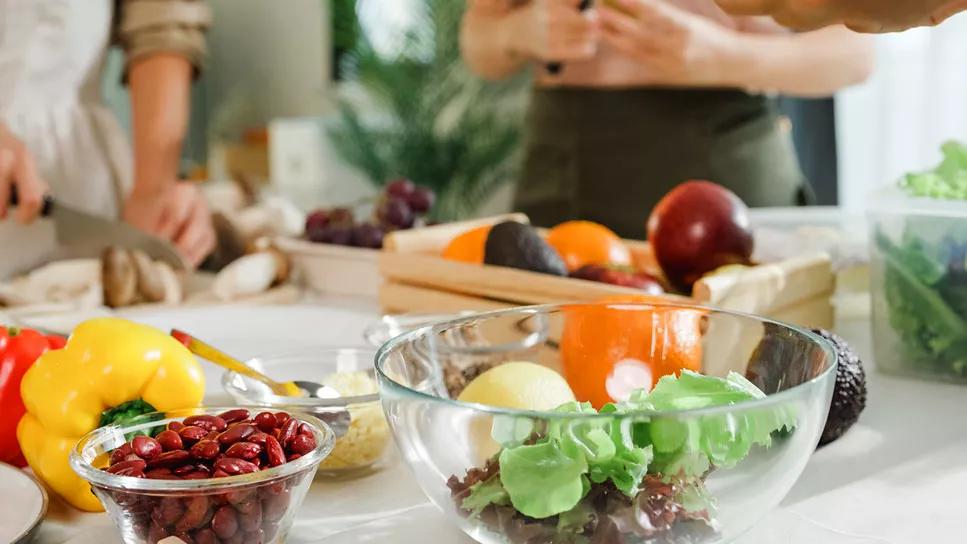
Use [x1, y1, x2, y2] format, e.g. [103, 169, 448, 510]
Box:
[70, 406, 335, 493]
[374, 301, 837, 420]
[221, 347, 380, 407]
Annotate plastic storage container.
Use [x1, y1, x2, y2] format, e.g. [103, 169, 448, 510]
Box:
[868, 186, 967, 383]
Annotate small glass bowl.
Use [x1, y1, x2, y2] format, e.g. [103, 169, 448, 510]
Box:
[222, 348, 392, 478]
[70, 407, 333, 544]
[363, 312, 475, 348]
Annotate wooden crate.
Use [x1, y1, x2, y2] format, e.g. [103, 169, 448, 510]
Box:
[275, 237, 380, 297]
[379, 215, 834, 329]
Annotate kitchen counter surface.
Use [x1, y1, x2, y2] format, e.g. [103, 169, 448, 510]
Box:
[26, 296, 967, 544]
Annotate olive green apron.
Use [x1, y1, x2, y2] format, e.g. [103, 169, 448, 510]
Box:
[515, 87, 811, 238]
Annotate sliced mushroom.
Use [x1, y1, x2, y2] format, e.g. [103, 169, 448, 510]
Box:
[154, 261, 184, 305]
[101, 247, 138, 308]
[211, 251, 279, 301]
[131, 249, 166, 303]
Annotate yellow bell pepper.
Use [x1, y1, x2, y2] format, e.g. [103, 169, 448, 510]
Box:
[17, 318, 205, 511]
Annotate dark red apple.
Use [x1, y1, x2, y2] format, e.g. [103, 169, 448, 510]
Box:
[570, 264, 665, 295]
[646, 180, 753, 292]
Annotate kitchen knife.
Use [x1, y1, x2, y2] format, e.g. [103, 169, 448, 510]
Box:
[546, 0, 594, 75]
[10, 189, 187, 270]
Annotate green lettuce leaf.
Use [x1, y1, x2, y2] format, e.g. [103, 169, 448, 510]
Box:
[462, 475, 510, 516]
[499, 441, 589, 519]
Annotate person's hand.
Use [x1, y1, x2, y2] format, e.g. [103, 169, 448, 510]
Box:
[713, 0, 967, 32]
[598, 0, 741, 87]
[504, 0, 599, 62]
[124, 181, 216, 268]
[0, 124, 49, 224]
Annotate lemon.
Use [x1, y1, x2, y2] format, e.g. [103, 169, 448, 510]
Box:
[457, 361, 575, 410]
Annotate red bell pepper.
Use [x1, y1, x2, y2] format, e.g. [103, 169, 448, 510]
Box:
[0, 326, 65, 467]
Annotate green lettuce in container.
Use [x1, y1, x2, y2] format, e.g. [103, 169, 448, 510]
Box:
[871, 140, 967, 380]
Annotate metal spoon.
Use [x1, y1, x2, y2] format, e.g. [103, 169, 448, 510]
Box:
[170, 329, 340, 399]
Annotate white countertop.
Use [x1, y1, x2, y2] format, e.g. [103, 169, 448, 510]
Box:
[26, 298, 967, 544]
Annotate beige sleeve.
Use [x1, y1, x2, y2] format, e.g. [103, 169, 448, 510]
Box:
[115, 0, 212, 79]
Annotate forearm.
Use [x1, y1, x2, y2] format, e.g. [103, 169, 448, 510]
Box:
[128, 53, 193, 197]
[460, 7, 527, 80]
[724, 26, 874, 97]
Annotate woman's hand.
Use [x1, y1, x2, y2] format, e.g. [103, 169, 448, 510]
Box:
[0, 124, 49, 224]
[124, 181, 215, 268]
[714, 0, 967, 32]
[598, 0, 741, 87]
[504, 0, 599, 62]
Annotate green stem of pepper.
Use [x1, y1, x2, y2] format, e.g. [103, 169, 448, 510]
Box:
[98, 399, 158, 428]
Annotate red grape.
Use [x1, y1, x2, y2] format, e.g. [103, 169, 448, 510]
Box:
[320, 224, 353, 245]
[385, 178, 415, 198]
[304, 210, 330, 242]
[407, 186, 435, 215]
[351, 223, 385, 249]
[329, 207, 355, 226]
[378, 198, 414, 229]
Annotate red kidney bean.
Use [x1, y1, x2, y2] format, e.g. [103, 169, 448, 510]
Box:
[154, 497, 185, 526]
[233, 498, 258, 515]
[211, 505, 239, 539]
[148, 450, 191, 469]
[173, 532, 195, 544]
[278, 418, 299, 447]
[222, 533, 244, 544]
[274, 412, 291, 426]
[214, 457, 259, 475]
[264, 435, 285, 467]
[218, 408, 250, 425]
[253, 412, 276, 432]
[242, 528, 265, 544]
[179, 425, 208, 444]
[148, 521, 168, 544]
[288, 454, 302, 461]
[107, 459, 147, 474]
[146, 468, 178, 480]
[132, 435, 162, 460]
[109, 443, 133, 465]
[190, 439, 220, 460]
[173, 463, 200, 476]
[224, 489, 255, 506]
[212, 470, 229, 478]
[288, 433, 316, 456]
[237, 500, 262, 532]
[204, 431, 220, 441]
[123, 453, 144, 463]
[184, 415, 228, 432]
[259, 481, 287, 499]
[111, 465, 146, 478]
[246, 431, 270, 447]
[155, 430, 183, 452]
[298, 422, 312, 436]
[224, 442, 261, 460]
[181, 470, 210, 480]
[167, 421, 185, 432]
[217, 423, 255, 446]
[192, 528, 219, 544]
[175, 496, 211, 533]
[262, 492, 289, 522]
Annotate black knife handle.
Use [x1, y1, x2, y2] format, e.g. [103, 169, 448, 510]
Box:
[544, 0, 594, 75]
[9, 186, 54, 217]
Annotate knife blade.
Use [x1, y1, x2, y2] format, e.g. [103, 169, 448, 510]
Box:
[10, 190, 187, 270]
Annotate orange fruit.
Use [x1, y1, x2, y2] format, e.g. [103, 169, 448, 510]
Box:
[442, 225, 491, 264]
[546, 221, 631, 271]
[560, 294, 704, 408]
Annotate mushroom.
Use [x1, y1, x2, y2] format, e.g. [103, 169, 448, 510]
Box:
[101, 247, 138, 308]
[131, 249, 166, 303]
[210, 246, 290, 301]
[154, 261, 184, 305]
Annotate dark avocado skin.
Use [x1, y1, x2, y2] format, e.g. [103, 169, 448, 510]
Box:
[484, 221, 568, 276]
[813, 329, 867, 446]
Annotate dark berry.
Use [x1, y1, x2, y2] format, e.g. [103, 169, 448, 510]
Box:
[329, 207, 355, 226]
[385, 178, 415, 198]
[407, 186, 435, 215]
[378, 198, 414, 229]
[351, 223, 385, 249]
[304, 210, 330, 242]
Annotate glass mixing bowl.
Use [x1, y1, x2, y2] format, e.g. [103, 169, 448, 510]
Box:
[222, 348, 392, 478]
[71, 407, 334, 544]
[376, 302, 836, 544]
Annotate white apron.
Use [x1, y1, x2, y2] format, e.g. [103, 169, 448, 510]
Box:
[0, 0, 132, 277]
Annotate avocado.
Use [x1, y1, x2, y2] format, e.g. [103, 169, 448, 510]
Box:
[484, 221, 567, 276]
[812, 329, 867, 446]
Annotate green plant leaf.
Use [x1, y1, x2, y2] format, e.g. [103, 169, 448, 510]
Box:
[499, 441, 588, 519]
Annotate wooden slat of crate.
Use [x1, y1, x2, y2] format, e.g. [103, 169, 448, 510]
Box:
[379, 281, 514, 314]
